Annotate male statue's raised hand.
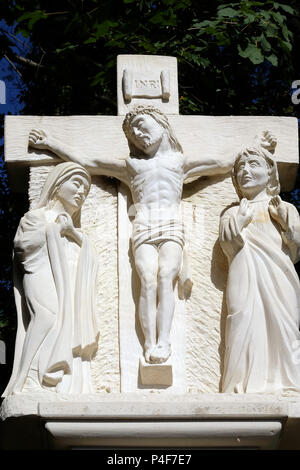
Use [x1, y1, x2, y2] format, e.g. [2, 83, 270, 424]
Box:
[236, 197, 254, 232]
[269, 195, 289, 231]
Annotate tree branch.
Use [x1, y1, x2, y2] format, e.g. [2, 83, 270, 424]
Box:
[13, 54, 45, 69]
[3, 55, 23, 79]
[44, 11, 70, 16]
[1, 29, 31, 51]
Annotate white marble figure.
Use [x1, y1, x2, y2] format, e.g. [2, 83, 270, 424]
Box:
[219, 131, 300, 393]
[28, 105, 233, 365]
[3, 162, 99, 396]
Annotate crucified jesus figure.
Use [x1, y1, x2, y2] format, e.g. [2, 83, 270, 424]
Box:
[28, 105, 233, 364]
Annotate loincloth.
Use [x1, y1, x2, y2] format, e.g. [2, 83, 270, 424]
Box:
[131, 219, 192, 300]
[132, 219, 185, 252]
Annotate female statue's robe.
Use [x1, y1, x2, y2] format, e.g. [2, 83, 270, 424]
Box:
[219, 198, 300, 393]
[3, 207, 99, 395]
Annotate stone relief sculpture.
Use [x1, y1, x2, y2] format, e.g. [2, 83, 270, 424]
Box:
[28, 106, 234, 365]
[3, 162, 99, 396]
[219, 131, 300, 394]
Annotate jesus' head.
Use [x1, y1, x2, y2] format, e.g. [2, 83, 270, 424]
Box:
[122, 105, 183, 157]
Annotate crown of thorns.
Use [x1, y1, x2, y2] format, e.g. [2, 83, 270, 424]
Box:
[122, 105, 168, 136]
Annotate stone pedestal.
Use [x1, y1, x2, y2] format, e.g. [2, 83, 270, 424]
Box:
[139, 357, 173, 386]
[2, 393, 300, 450]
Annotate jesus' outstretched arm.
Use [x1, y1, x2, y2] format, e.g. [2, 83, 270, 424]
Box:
[183, 152, 234, 181]
[28, 129, 128, 184]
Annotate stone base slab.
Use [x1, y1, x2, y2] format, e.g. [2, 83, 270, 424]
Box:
[2, 393, 300, 449]
[139, 357, 173, 386]
[45, 420, 281, 449]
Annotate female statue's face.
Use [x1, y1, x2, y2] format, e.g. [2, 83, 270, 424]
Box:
[129, 114, 164, 155]
[236, 154, 269, 198]
[55, 174, 90, 213]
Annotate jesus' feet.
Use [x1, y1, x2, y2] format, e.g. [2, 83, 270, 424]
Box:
[149, 343, 171, 364]
[144, 342, 155, 363]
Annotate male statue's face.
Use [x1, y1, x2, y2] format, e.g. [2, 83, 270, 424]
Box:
[236, 154, 269, 196]
[129, 114, 164, 155]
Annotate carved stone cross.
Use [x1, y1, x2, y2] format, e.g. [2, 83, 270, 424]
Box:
[5, 55, 299, 394]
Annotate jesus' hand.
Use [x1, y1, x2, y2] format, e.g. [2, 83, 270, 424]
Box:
[28, 129, 49, 150]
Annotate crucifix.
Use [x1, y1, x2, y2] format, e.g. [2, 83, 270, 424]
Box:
[4, 54, 299, 393]
[27, 103, 233, 368]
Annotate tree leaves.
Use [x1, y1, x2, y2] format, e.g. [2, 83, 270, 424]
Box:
[17, 10, 48, 33]
[259, 34, 272, 53]
[0, 0, 297, 116]
[276, 3, 295, 15]
[238, 44, 264, 64]
[217, 7, 238, 18]
[93, 20, 119, 38]
[189, 1, 295, 68]
[266, 54, 278, 67]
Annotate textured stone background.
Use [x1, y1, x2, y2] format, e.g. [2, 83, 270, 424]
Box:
[182, 174, 237, 393]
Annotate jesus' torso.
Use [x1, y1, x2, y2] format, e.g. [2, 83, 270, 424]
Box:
[125, 151, 184, 224]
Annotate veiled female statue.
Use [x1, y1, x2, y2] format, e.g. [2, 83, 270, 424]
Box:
[219, 132, 300, 394]
[3, 162, 99, 395]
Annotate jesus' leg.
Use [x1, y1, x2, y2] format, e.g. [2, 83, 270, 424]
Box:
[134, 243, 159, 363]
[150, 241, 182, 364]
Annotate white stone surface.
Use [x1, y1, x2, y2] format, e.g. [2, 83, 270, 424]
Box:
[219, 134, 300, 394]
[117, 55, 179, 115]
[3, 392, 300, 420]
[3, 114, 299, 395]
[44, 420, 282, 449]
[5, 392, 300, 449]
[9, 159, 238, 396]
[5, 115, 298, 191]
[182, 174, 233, 393]
[28, 165, 120, 394]
[2, 55, 300, 454]
[25, 106, 237, 388]
[139, 356, 173, 386]
[3, 162, 100, 396]
[118, 183, 187, 392]
[2, 54, 299, 400]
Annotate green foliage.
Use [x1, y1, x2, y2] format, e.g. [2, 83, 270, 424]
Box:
[192, 1, 295, 67]
[0, 0, 298, 116]
[17, 10, 48, 32]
